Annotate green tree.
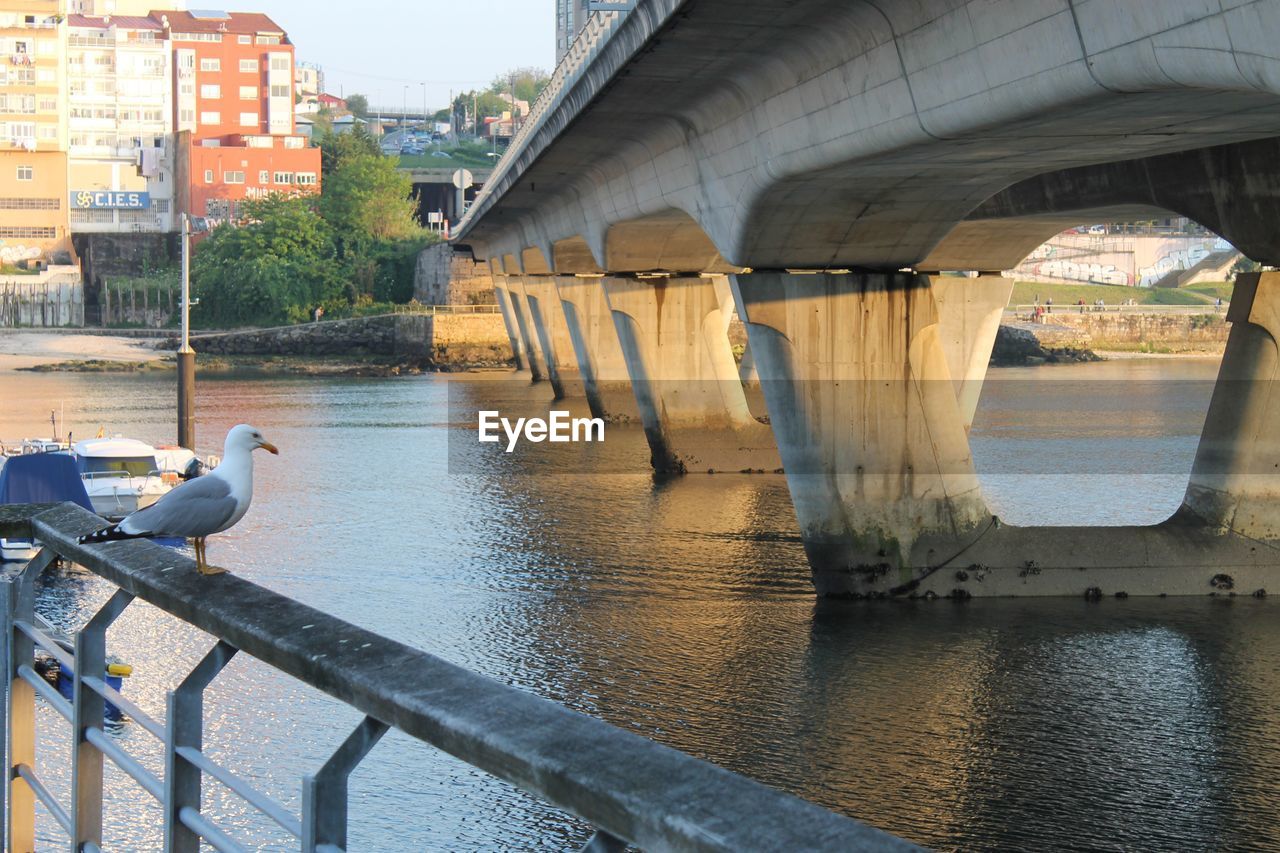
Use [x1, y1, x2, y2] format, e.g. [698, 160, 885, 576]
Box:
[317, 123, 381, 177]
[344, 93, 368, 117]
[321, 150, 420, 247]
[191, 195, 341, 327]
[489, 67, 550, 104]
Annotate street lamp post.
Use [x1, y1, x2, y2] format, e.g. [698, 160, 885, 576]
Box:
[402, 85, 408, 131]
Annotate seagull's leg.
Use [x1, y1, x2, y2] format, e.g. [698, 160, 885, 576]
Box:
[196, 537, 227, 576]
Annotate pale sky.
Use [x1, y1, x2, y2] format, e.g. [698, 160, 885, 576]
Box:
[248, 1, 555, 112]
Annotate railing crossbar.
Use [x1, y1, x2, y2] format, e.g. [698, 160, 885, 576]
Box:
[0, 502, 914, 853]
[175, 745, 302, 839]
[14, 763, 70, 834]
[178, 805, 249, 853]
[84, 727, 164, 802]
[81, 675, 164, 740]
[15, 664, 71, 721]
[14, 619, 72, 668]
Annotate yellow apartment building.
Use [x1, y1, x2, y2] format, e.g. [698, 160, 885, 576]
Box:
[0, 1, 68, 264]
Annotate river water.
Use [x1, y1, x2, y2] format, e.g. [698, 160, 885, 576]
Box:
[2, 357, 1278, 851]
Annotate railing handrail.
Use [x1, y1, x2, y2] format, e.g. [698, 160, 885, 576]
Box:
[454, 6, 635, 240]
[1005, 303, 1226, 313]
[0, 503, 914, 851]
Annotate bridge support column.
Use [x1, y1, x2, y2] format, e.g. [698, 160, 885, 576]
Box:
[932, 273, 1012, 432]
[734, 271, 992, 596]
[556, 276, 639, 421]
[492, 279, 527, 372]
[603, 275, 779, 474]
[521, 275, 583, 400]
[505, 278, 546, 382]
[1181, 271, 1280, 537]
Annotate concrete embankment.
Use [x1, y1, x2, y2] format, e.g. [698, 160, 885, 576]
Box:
[163, 313, 513, 369]
[995, 309, 1230, 364]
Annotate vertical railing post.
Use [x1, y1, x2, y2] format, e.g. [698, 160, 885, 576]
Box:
[0, 569, 12, 849]
[71, 589, 134, 852]
[7, 549, 50, 853]
[301, 715, 388, 851]
[163, 641, 236, 853]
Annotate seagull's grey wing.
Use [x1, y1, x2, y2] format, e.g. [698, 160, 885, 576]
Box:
[119, 476, 239, 537]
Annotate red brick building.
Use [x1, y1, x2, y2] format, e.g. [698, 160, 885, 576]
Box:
[153, 9, 320, 221]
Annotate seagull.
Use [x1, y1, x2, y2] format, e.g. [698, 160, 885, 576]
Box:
[80, 424, 279, 575]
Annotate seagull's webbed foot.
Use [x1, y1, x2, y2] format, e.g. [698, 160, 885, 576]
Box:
[193, 538, 229, 576]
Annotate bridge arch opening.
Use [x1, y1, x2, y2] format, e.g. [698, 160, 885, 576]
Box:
[932, 207, 1257, 530]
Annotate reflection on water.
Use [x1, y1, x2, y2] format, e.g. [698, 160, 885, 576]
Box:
[3, 359, 1278, 851]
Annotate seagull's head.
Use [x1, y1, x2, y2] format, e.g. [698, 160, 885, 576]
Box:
[225, 424, 279, 456]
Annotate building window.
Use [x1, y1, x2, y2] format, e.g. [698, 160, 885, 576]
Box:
[295, 172, 316, 186]
[239, 86, 257, 99]
[179, 109, 195, 124]
[0, 197, 57, 210]
[273, 171, 292, 184]
[37, 125, 55, 140]
[269, 84, 289, 98]
[204, 169, 213, 183]
[37, 96, 55, 111]
[239, 59, 257, 73]
[0, 226, 55, 239]
[258, 170, 269, 184]
[15, 166, 32, 181]
[238, 35, 251, 44]
[199, 58, 220, 72]
[200, 84, 220, 98]
[269, 56, 289, 71]
[199, 111, 220, 125]
[283, 136, 303, 149]
[258, 35, 282, 45]
[224, 171, 245, 184]
[239, 112, 258, 127]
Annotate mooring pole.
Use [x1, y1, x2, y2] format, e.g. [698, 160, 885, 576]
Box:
[177, 212, 195, 450]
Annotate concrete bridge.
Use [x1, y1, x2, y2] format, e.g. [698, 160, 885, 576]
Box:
[455, 0, 1280, 599]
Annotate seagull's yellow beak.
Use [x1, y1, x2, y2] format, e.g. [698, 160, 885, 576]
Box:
[258, 439, 279, 455]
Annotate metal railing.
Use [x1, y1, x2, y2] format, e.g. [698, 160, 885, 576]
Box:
[390, 303, 501, 316]
[0, 503, 914, 852]
[1006, 303, 1227, 315]
[454, 8, 628, 239]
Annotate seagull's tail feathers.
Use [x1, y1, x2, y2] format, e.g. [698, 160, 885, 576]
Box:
[78, 523, 146, 545]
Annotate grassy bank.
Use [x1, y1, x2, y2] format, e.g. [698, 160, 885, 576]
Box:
[1008, 280, 1230, 307]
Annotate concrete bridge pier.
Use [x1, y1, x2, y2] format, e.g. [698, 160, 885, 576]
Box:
[520, 275, 584, 400]
[555, 276, 640, 421]
[603, 274, 780, 475]
[491, 279, 527, 372]
[931, 273, 1013, 433]
[734, 271, 994, 596]
[503, 277, 547, 382]
[1180, 271, 1280, 538]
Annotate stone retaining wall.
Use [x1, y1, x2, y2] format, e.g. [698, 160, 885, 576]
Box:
[175, 313, 513, 368]
[1022, 310, 1229, 350]
[413, 243, 495, 306]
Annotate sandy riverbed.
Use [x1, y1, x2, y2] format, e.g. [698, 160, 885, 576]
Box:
[0, 330, 159, 371]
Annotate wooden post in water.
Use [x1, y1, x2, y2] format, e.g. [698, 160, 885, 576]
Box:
[177, 214, 196, 450]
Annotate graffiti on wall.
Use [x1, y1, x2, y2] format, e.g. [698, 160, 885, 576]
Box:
[0, 244, 41, 264]
[1015, 235, 1236, 287]
[1136, 238, 1234, 286]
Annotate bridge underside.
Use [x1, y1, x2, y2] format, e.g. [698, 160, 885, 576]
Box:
[460, 0, 1280, 598]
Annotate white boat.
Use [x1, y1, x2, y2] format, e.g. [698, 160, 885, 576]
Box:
[0, 537, 38, 562]
[1, 438, 70, 457]
[72, 437, 175, 520]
